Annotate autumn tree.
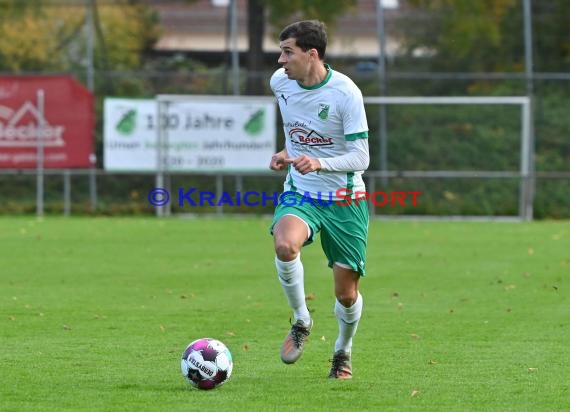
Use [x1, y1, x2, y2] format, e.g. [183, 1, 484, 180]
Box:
[245, 0, 358, 95]
[405, 0, 570, 73]
[0, 0, 160, 73]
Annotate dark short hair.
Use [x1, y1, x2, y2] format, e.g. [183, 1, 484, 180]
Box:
[279, 20, 327, 60]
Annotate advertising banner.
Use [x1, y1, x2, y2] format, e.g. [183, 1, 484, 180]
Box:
[0, 75, 94, 168]
[104, 97, 276, 171]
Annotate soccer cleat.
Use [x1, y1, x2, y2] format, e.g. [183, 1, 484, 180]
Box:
[280, 319, 312, 364]
[328, 350, 352, 379]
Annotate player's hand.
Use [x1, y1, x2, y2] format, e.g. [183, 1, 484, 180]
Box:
[284, 156, 321, 175]
[269, 152, 288, 171]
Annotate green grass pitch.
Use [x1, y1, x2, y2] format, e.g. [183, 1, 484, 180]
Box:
[1, 217, 569, 411]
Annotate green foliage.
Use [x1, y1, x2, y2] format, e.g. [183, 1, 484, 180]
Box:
[0, 0, 43, 14]
[405, 0, 570, 73]
[94, 3, 161, 70]
[263, 0, 358, 37]
[0, 1, 160, 72]
[1, 1, 568, 218]
[1, 89, 569, 218]
[405, 0, 519, 72]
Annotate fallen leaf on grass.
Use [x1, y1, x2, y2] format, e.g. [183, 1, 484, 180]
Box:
[305, 292, 316, 301]
[182, 293, 195, 299]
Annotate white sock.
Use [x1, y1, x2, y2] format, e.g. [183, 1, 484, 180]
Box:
[334, 292, 363, 353]
[275, 254, 311, 325]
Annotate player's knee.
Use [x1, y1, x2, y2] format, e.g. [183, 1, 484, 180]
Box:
[274, 240, 301, 261]
[335, 291, 358, 307]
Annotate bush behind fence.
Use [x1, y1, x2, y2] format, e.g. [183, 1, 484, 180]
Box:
[1, 66, 569, 218]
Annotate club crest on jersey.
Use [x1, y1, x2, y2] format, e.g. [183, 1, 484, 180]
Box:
[318, 104, 330, 120]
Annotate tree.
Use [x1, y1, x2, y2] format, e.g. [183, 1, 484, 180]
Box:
[0, 0, 160, 73]
[405, 0, 570, 73]
[245, 0, 358, 95]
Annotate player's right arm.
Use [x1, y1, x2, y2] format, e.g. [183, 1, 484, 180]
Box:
[270, 148, 289, 171]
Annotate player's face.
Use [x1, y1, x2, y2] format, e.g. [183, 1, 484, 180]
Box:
[278, 38, 312, 81]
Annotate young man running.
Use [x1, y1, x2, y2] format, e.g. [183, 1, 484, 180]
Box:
[269, 20, 370, 379]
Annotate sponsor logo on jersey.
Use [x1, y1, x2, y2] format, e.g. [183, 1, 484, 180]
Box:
[289, 128, 333, 146]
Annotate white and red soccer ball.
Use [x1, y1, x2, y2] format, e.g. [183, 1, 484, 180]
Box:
[181, 338, 233, 390]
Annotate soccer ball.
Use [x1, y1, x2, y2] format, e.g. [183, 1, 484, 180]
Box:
[181, 338, 233, 390]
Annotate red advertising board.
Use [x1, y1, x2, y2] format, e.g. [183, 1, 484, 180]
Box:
[0, 75, 94, 168]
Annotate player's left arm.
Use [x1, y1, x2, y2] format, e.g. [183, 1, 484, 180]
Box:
[317, 138, 369, 172]
[317, 85, 370, 172]
[287, 137, 369, 174]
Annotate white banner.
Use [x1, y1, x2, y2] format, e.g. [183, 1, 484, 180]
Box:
[104, 97, 276, 171]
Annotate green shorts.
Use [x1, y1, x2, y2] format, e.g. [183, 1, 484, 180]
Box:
[270, 191, 369, 276]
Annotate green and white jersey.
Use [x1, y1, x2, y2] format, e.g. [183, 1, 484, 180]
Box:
[270, 64, 369, 200]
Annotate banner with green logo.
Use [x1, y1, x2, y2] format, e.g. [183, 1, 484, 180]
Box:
[104, 97, 276, 171]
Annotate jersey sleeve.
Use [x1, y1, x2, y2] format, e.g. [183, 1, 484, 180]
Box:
[340, 83, 369, 140]
[317, 139, 369, 172]
[269, 68, 285, 96]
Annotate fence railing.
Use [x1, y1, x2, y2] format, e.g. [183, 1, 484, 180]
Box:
[2, 168, 569, 220]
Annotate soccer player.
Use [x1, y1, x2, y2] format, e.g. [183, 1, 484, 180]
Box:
[269, 20, 370, 379]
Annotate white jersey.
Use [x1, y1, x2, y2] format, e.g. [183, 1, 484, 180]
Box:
[270, 65, 369, 200]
